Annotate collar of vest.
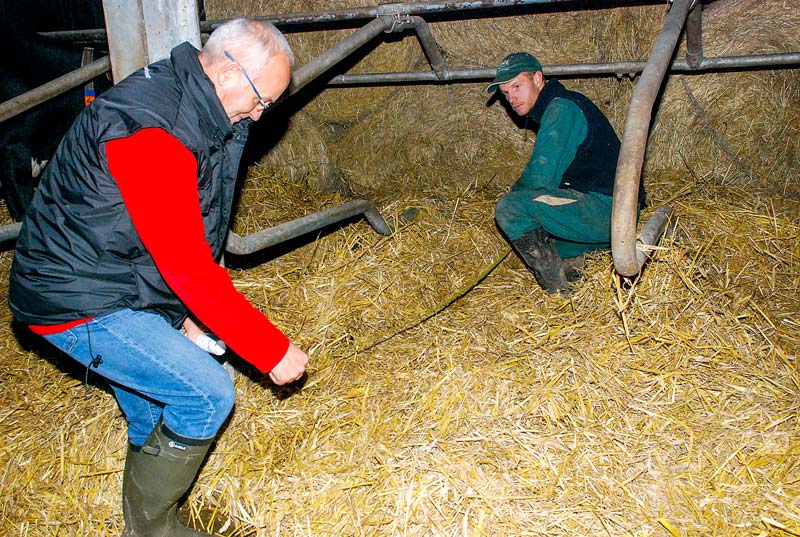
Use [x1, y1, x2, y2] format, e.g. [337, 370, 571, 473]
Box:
[526, 79, 566, 125]
[170, 41, 235, 141]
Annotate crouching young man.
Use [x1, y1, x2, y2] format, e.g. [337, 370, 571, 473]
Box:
[488, 52, 645, 294]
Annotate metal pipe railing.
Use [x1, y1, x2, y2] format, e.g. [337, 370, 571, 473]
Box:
[204, 0, 579, 30]
[686, 1, 703, 69]
[324, 52, 800, 85]
[407, 16, 451, 80]
[290, 16, 393, 93]
[224, 199, 392, 256]
[3, 52, 796, 128]
[611, 0, 694, 278]
[0, 56, 110, 124]
[42, 1, 667, 41]
[6, 0, 797, 269]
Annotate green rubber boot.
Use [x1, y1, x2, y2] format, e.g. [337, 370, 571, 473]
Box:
[122, 422, 214, 537]
[511, 227, 571, 294]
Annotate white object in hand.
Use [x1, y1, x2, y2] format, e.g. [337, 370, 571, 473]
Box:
[195, 333, 226, 356]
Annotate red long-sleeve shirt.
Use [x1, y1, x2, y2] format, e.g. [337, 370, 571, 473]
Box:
[31, 127, 289, 373]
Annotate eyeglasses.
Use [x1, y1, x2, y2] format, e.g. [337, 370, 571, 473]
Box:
[224, 50, 272, 112]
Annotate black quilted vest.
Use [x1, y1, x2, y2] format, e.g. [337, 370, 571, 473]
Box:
[9, 42, 248, 327]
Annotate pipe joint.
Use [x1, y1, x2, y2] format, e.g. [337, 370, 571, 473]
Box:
[383, 14, 415, 33]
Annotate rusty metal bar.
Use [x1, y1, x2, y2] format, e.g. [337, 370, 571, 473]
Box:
[224, 199, 392, 256]
[407, 16, 451, 80]
[686, 1, 703, 69]
[290, 16, 393, 92]
[0, 56, 110, 124]
[326, 52, 800, 85]
[611, 0, 693, 278]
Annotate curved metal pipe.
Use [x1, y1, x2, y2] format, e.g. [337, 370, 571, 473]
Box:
[611, 0, 693, 277]
[0, 56, 111, 124]
[224, 199, 392, 256]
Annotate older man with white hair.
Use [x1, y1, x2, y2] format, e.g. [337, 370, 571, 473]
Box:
[10, 18, 307, 536]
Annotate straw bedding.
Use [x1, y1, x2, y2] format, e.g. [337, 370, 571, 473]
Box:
[0, 1, 798, 535]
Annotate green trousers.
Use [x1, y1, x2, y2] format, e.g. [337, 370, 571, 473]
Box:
[495, 188, 612, 259]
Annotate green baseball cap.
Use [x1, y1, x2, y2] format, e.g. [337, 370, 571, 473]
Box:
[486, 52, 543, 93]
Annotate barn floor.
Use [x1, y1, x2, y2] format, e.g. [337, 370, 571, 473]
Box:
[1, 1, 799, 533]
[0, 164, 798, 536]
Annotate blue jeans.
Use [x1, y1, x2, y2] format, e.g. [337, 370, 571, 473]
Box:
[43, 308, 235, 446]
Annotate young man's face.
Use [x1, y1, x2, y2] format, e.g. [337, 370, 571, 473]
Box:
[498, 71, 544, 117]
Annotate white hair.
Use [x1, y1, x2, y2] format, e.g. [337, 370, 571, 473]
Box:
[202, 18, 294, 75]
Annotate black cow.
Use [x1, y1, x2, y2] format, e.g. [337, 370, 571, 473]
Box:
[0, 2, 108, 220]
[0, 34, 110, 220]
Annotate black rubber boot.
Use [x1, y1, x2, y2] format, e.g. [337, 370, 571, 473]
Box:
[511, 227, 571, 294]
[122, 422, 214, 537]
[562, 255, 586, 282]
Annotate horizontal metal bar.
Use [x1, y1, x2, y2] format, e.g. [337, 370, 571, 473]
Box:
[224, 199, 392, 256]
[326, 52, 800, 85]
[4, 52, 793, 126]
[0, 56, 111, 124]
[41, 0, 666, 41]
[204, 0, 577, 30]
[691, 52, 800, 70]
[0, 202, 392, 253]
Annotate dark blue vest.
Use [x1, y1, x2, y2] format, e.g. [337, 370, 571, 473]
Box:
[528, 80, 645, 207]
[10, 42, 249, 327]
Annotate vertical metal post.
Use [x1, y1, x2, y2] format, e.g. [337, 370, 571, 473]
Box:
[102, 0, 201, 83]
[686, 1, 703, 69]
[102, 0, 147, 83]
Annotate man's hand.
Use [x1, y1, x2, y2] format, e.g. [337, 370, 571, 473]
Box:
[269, 342, 308, 385]
[182, 316, 204, 341]
[182, 316, 226, 355]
